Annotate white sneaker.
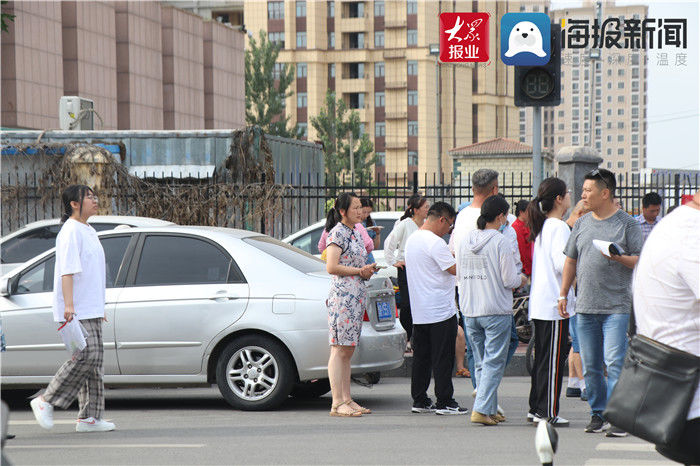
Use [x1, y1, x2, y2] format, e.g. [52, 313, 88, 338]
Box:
[76, 417, 116, 433]
[30, 397, 53, 430]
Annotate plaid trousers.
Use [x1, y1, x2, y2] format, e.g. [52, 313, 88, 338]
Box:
[43, 318, 104, 420]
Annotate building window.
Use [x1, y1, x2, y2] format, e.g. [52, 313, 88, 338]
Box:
[408, 151, 418, 165]
[296, 32, 307, 48]
[632, 121, 639, 130]
[618, 82, 624, 89]
[607, 109, 612, 116]
[375, 31, 384, 48]
[618, 134, 624, 142]
[558, 123, 564, 130]
[329, 63, 335, 78]
[632, 147, 639, 156]
[269, 32, 285, 47]
[607, 82, 612, 89]
[618, 161, 624, 168]
[374, 0, 384, 16]
[273, 62, 284, 80]
[297, 92, 307, 108]
[348, 2, 364, 17]
[558, 110, 564, 118]
[572, 83, 579, 91]
[632, 134, 639, 144]
[407, 0, 417, 14]
[631, 54, 640, 65]
[328, 32, 335, 49]
[617, 95, 624, 103]
[631, 94, 639, 105]
[572, 96, 579, 106]
[607, 135, 612, 142]
[618, 149, 624, 155]
[408, 120, 418, 136]
[359, 123, 366, 135]
[607, 95, 612, 103]
[298, 123, 308, 137]
[558, 136, 564, 143]
[618, 122, 624, 129]
[607, 161, 612, 167]
[572, 135, 579, 145]
[618, 68, 625, 76]
[328, 1, 334, 17]
[375, 92, 385, 107]
[632, 81, 639, 91]
[296, 1, 306, 17]
[572, 109, 579, 119]
[572, 69, 579, 80]
[607, 69, 612, 76]
[297, 63, 307, 78]
[375, 122, 386, 136]
[407, 60, 418, 75]
[407, 90, 418, 106]
[631, 161, 638, 169]
[407, 29, 418, 46]
[375, 62, 385, 77]
[348, 93, 365, 108]
[376, 151, 385, 166]
[519, 123, 526, 133]
[268, 1, 284, 19]
[572, 122, 579, 131]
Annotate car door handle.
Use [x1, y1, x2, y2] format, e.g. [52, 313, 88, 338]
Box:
[209, 291, 239, 301]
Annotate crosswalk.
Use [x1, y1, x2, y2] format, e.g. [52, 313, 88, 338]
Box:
[583, 441, 676, 465]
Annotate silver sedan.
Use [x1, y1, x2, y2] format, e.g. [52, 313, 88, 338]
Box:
[0, 226, 406, 410]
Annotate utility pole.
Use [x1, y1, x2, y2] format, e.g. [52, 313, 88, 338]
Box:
[349, 130, 354, 186]
[533, 107, 542, 192]
[436, 56, 442, 184]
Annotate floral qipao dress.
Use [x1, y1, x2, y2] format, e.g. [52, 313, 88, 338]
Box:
[327, 222, 368, 346]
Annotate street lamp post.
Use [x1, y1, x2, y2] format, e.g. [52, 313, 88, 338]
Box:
[429, 43, 442, 189]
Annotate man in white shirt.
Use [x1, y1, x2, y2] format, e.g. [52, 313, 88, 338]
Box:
[405, 202, 468, 415]
[633, 189, 700, 464]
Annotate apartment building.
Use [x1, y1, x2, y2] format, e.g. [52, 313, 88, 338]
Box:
[519, 1, 648, 174]
[244, 0, 529, 182]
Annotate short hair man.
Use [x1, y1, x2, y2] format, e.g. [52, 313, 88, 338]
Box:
[558, 168, 643, 437]
[405, 202, 467, 415]
[636, 192, 662, 242]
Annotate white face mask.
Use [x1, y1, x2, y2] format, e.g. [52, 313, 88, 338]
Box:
[497, 216, 508, 233]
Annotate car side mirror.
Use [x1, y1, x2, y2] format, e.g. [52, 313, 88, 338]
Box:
[0, 276, 10, 297]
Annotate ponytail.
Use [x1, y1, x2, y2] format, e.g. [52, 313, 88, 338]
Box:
[527, 177, 567, 241]
[325, 192, 358, 232]
[476, 216, 487, 230]
[324, 208, 341, 232]
[477, 195, 509, 230]
[401, 193, 427, 221]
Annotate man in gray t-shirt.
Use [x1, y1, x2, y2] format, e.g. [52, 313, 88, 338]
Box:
[558, 169, 643, 436]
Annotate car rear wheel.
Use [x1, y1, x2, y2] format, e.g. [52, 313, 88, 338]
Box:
[216, 335, 295, 411]
[289, 378, 331, 399]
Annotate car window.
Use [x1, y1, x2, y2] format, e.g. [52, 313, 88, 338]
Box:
[290, 227, 323, 255]
[91, 223, 123, 232]
[374, 219, 398, 250]
[244, 236, 326, 274]
[1, 225, 62, 264]
[133, 235, 240, 286]
[101, 235, 131, 287]
[15, 255, 55, 295]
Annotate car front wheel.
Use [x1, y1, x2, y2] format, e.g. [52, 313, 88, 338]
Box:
[216, 335, 295, 411]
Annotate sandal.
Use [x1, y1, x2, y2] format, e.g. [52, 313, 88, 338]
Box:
[330, 400, 362, 417]
[348, 400, 371, 414]
[455, 368, 471, 378]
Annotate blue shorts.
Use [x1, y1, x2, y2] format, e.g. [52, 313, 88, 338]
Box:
[569, 314, 579, 353]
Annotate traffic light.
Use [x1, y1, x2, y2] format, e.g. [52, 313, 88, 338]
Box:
[514, 24, 561, 107]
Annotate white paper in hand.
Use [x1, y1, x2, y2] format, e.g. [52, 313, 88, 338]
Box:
[57, 319, 88, 355]
[592, 239, 625, 257]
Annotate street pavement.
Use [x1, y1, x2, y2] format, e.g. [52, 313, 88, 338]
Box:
[3, 377, 673, 465]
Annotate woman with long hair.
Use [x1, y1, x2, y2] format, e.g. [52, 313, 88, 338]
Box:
[459, 195, 526, 426]
[30, 185, 116, 433]
[526, 177, 574, 427]
[383, 195, 429, 344]
[325, 192, 378, 417]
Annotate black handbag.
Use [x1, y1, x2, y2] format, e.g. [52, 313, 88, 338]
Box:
[603, 310, 700, 446]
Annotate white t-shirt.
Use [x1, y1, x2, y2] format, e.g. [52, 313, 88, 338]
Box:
[52, 219, 106, 322]
[633, 205, 700, 420]
[529, 218, 575, 321]
[404, 230, 457, 324]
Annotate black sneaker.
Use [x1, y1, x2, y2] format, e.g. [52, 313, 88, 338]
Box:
[584, 415, 610, 433]
[566, 387, 582, 398]
[435, 401, 469, 415]
[605, 426, 628, 437]
[411, 400, 436, 413]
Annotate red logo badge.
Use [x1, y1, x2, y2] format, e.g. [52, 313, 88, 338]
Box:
[439, 13, 490, 63]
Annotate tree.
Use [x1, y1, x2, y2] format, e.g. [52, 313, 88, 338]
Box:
[311, 91, 376, 185]
[245, 31, 302, 139]
[1, 1, 16, 33]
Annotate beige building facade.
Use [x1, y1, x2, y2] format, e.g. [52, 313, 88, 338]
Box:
[1, 1, 245, 131]
[244, 0, 532, 182]
[519, 1, 648, 174]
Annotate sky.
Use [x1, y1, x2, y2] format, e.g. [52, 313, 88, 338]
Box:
[550, 0, 700, 170]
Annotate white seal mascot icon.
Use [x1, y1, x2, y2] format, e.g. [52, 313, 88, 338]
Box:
[505, 21, 546, 57]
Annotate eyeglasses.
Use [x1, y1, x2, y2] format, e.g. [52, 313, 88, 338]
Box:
[587, 169, 610, 190]
[85, 195, 99, 201]
[441, 216, 455, 231]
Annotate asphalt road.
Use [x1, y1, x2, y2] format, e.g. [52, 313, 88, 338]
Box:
[2, 377, 673, 465]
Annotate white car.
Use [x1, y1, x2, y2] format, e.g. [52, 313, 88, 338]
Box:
[283, 211, 403, 278]
[0, 226, 405, 410]
[0, 216, 174, 277]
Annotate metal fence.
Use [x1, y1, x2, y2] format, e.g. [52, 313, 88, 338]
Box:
[2, 170, 698, 240]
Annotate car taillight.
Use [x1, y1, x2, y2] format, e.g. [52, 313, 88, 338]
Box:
[396, 306, 399, 318]
[363, 310, 370, 321]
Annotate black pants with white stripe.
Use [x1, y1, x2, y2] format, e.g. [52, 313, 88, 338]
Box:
[528, 319, 570, 418]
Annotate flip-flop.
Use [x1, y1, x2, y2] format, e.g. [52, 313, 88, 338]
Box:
[455, 368, 471, 377]
[330, 401, 362, 417]
[349, 400, 371, 414]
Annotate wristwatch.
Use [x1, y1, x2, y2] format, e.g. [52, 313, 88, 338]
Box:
[557, 296, 568, 302]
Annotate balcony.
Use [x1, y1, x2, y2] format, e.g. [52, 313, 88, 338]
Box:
[386, 140, 408, 150]
[385, 111, 407, 120]
[383, 49, 406, 59]
[385, 80, 407, 89]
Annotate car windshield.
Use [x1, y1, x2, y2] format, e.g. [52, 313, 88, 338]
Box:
[243, 236, 326, 274]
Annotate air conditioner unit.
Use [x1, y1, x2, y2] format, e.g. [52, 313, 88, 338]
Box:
[59, 96, 94, 130]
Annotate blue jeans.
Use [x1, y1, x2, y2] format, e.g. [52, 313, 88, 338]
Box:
[576, 313, 629, 417]
[465, 315, 511, 416]
[506, 317, 519, 367]
[462, 316, 476, 389]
